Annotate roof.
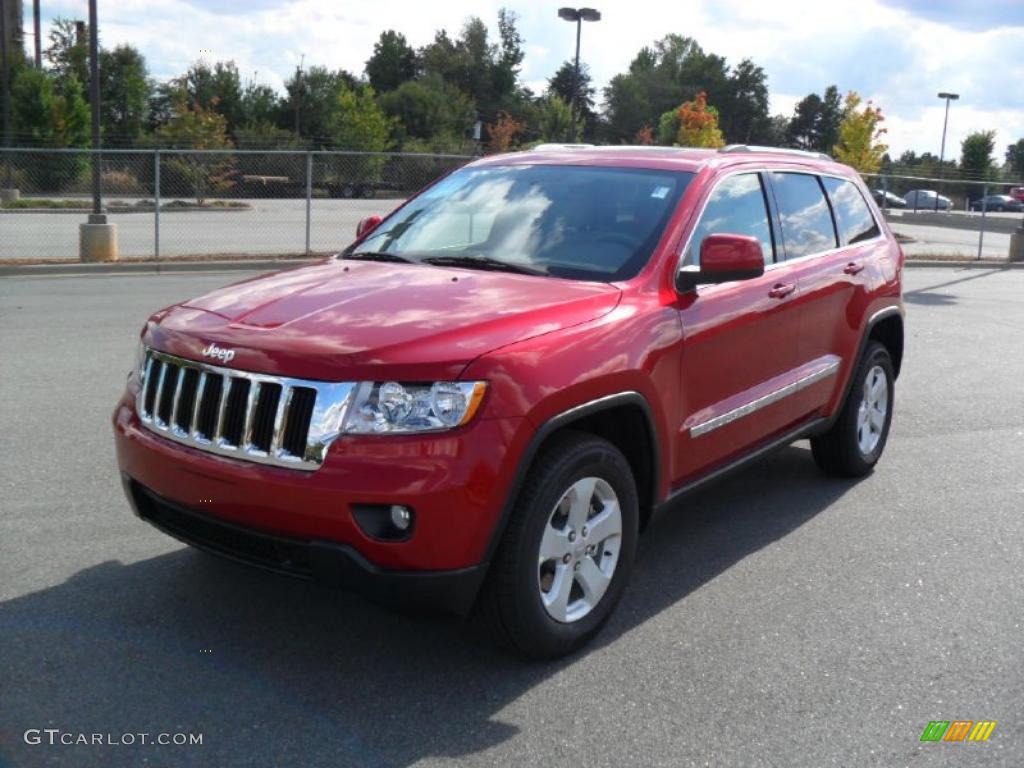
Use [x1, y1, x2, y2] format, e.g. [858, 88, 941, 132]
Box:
[471, 144, 846, 175]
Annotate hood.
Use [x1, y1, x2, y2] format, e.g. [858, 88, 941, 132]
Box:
[147, 260, 622, 381]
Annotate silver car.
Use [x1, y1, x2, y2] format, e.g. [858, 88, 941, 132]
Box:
[904, 189, 952, 211]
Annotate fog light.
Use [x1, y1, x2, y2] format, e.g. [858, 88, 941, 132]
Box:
[390, 505, 413, 531]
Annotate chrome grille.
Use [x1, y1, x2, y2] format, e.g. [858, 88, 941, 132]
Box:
[137, 348, 355, 470]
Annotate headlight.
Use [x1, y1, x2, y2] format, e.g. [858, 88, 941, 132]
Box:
[342, 381, 487, 434]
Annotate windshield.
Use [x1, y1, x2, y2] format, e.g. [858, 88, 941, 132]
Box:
[349, 164, 694, 282]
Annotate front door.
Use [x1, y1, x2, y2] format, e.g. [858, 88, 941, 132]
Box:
[672, 171, 804, 485]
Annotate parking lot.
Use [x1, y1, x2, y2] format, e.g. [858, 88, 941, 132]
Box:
[1, 266, 1022, 767]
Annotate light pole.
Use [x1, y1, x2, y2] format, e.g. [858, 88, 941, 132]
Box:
[557, 7, 600, 142]
[935, 91, 959, 212]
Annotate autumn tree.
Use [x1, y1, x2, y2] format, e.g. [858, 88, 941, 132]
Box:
[675, 92, 725, 148]
[633, 125, 655, 145]
[832, 92, 887, 173]
[486, 111, 524, 153]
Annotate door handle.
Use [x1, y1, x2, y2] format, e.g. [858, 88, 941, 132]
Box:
[844, 261, 864, 275]
[768, 282, 796, 299]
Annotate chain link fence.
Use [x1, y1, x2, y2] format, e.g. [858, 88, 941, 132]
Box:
[861, 171, 1024, 260]
[0, 148, 474, 261]
[2, 149, 1022, 262]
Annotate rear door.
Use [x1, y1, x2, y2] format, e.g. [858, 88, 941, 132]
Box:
[771, 172, 880, 420]
[672, 171, 804, 484]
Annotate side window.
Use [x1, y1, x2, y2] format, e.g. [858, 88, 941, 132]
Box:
[770, 172, 838, 259]
[684, 173, 774, 266]
[821, 177, 880, 245]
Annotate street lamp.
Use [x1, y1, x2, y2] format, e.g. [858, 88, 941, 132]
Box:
[557, 7, 600, 142]
[935, 91, 959, 212]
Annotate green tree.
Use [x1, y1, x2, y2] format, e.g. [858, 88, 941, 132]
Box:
[960, 130, 996, 180]
[330, 85, 393, 183]
[182, 61, 244, 132]
[365, 31, 417, 93]
[99, 45, 151, 145]
[494, 8, 525, 102]
[718, 58, 770, 144]
[153, 100, 235, 202]
[10, 68, 89, 189]
[284, 66, 358, 142]
[547, 60, 596, 137]
[786, 85, 842, 152]
[44, 18, 88, 86]
[832, 91, 887, 173]
[1005, 138, 1024, 177]
[538, 95, 575, 142]
[238, 81, 281, 129]
[378, 74, 475, 142]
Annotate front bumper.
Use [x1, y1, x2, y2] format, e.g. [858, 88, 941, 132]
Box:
[123, 477, 486, 616]
[113, 382, 527, 576]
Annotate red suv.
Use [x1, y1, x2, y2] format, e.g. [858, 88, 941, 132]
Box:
[114, 145, 904, 658]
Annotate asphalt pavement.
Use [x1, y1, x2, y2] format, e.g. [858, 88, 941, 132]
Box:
[1, 267, 1022, 767]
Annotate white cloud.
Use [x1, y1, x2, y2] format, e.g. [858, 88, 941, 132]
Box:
[31, 0, 1024, 158]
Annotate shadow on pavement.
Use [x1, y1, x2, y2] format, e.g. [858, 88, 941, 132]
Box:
[0, 444, 858, 768]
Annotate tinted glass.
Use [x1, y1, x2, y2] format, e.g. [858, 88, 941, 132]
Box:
[822, 176, 880, 245]
[770, 172, 838, 259]
[684, 173, 773, 266]
[352, 165, 693, 282]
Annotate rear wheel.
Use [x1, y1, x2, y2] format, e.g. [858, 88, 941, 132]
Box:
[811, 341, 894, 477]
[479, 431, 638, 659]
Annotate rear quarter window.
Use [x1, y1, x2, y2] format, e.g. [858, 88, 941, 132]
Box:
[822, 176, 881, 245]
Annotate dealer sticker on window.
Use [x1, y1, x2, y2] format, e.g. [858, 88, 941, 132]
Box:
[651, 186, 670, 199]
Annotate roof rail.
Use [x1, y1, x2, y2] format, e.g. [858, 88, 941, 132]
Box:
[533, 143, 596, 151]
[719, 144, 833, 162]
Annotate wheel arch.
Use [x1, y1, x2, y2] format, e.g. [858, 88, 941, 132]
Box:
[482, 392, 661, 567]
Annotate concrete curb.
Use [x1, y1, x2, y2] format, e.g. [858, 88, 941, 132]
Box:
[903, 260, 1024, 269]
[0, 259, 318, 277]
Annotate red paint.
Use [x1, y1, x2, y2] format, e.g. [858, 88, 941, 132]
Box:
[114, 147, 903, 578]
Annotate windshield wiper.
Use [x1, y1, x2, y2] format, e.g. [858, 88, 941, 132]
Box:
[343, 251, 414, 264]
[422, 254, 547, 276]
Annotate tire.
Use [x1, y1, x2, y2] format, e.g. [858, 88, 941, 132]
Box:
[811, 341, 895, 477]
[478, 431, 639, 659]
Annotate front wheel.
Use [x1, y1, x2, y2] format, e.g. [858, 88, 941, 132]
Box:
[478, 431, 639, 659]
[811, 341, 895, 477]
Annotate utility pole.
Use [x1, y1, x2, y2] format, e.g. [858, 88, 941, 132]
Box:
[935, 92, 959, 212]
[33, 0, 40, 68]
[557, 8, 600, 142]
[0, 0, 13, 194]
[79, 0, 118, 261]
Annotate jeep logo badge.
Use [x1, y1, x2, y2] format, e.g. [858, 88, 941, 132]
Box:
[201, 343, 236, 364]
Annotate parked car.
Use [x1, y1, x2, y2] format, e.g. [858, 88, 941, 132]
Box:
[114, 146, 905, 659]
[904, 189, 952, 210]
[969, 194, 1024, 212]
[872, 189, 907, 208]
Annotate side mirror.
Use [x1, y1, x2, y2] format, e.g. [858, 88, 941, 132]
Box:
[356, 215, 382, 239]
[676, 234, 765, 293]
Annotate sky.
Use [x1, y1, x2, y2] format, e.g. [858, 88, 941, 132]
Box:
[21, 0, 1024, 159]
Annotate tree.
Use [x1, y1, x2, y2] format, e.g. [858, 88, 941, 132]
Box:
[1005, 138, 1024, 178]
[44, 18, 88, 86]
[378, 74, 475, 142]
[538, 95, 575, 142]
[718, 58, 770, 144]
[485, 111, 524, 153]
[238, 81, 281, 129]
[547, 60, 596, 137]
[494, 8, 525, 101]
[786, 85, 842, 152]
[99, 45, 151, 145]
[960, 130, 996, 180]
[182, 61, 244, 133]
[675, 91, 725, 148]
[365, 31, 417, 93]
[330, 85, 393, 183]
[11, 68, 90, 189]
[153, 100, 235, 202]
[832, 91, 887, 173]
[633, 125, 655, 145]
[284, 66, 357, 142]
